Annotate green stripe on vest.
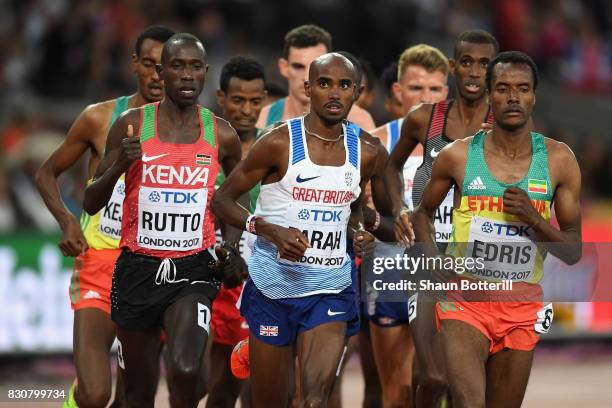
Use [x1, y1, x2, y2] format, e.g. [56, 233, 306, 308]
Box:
[462, 131, 552, 202]
[140, 104, 156, 142]
[201, 107, 216, 148]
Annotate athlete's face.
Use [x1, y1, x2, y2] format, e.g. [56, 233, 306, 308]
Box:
[305, 56, 357, 125]
[279, 43, 328, 105]
[451, 42, 496, 103]
[393, 65, 448, 114]
[489, 63, 535, 131]
[217, 77, 266, 133]
[159, 41, 208, 107]
[132, 39, 165, 102]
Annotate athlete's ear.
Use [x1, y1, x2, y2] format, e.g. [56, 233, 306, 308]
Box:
[206, 64, 209, 73]
[131, 53, 138, 73]
[391, 82, 402, 105]
[278, 58, 289, 79]
[304, 80, 311, 97]
[357, 84, 364, 100]
[216, 90, 226, 108]
[449, 58, 456, 76]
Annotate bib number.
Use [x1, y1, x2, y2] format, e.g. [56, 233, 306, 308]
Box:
[467, 216, 537, 282]
[278, 202, 348, 269]
[197, 302, 211, 333]
[534, 303, 553, 334]
[99, 179, 125, 239]
[137, 186, 207, 251]
[433, 188, 454, 242]
[408, 293, 418, 324]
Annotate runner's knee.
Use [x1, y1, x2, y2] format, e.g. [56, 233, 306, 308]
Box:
[76, 381, 111, 408]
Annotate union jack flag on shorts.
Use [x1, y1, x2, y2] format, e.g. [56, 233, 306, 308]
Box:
[259, 325, 279, 336]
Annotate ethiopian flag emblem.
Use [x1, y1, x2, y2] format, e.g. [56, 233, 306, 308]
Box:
[196, 153, 212, 166]
[528, 179, 547, 194]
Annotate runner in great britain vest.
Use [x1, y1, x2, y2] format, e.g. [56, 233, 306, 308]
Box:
[249, 116, 362, 299]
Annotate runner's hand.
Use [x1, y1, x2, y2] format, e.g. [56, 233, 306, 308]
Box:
[59, 215, 88, 257]
[116, 125, 141, 173]
[394, 208, 415, 247]
[270, 226, 310, 262]
[480, 122, 493, 132]
[353, 229, 374, 258]
[503, 186, 542, 226]
[212, 244, 247, 288]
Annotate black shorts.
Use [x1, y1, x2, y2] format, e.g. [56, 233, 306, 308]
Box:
[111, 249, 221, 330]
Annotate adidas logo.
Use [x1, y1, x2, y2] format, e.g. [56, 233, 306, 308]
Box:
[84, 290, 101, 299]
[467, 176, 487, 190]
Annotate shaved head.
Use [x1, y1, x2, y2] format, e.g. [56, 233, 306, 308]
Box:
[308, 52, 357, 83]
[161, 33, 207, 65]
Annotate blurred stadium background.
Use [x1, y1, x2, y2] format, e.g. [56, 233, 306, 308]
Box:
[0, 0, 611, 406]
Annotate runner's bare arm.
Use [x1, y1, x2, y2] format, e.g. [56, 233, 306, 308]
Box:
[503, 141, 582, 264]
[34, 104, 109, 256]
[385, 104, 432, 216]
[412, 141, 464, 251]
[366, 139, 396, 241]
[211, 128, 310, 261]
[83, 110, 142, 215]
[349, 138, 378, 256]
[216, 118, 247, 245]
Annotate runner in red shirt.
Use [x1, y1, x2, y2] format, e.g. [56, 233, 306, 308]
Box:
[84, 33, 243, 407]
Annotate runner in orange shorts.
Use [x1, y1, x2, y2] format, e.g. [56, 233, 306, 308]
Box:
[402, 51, 582, 408]
[35, 26, 175, 407]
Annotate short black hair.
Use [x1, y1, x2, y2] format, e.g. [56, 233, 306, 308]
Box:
[135, 26, 175, 57]
[381, 62, 399, 97]
[265, 81, 288, 98]
[283, 24, 332, 58]
[219, 56, 266, 92]
[162, 33, 206, 64]
[454, 29, 499, 59]
[359, 57, 375, 91]
[486, 51, 539, 91]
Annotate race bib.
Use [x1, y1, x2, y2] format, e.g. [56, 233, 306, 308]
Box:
[408, 292, 418, 324]
[137, 186, 207, 251]
[467, 216, 537, 282]
[279, 202, 348, 268]
[98, 179, 125, 239]
[534, 303, 553, 334]
[433, 187, 454, 242]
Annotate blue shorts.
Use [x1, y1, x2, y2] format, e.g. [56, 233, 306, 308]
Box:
[240, 279, 360, 346]
[367, 299, 410, 327]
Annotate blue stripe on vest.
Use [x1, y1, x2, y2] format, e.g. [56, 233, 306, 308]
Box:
[346, 122, 360, 169]
[389, 119, 400, 150]
[290, 118, 305, 164]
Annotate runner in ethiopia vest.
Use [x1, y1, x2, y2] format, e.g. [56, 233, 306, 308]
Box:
[121, 102, 219, 256]
[249, 116, 362, 299]
[412, 99, 493, 246]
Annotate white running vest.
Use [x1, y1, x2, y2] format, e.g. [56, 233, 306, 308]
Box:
[249, 117, 362, 299]
[385, 118, 422, 209]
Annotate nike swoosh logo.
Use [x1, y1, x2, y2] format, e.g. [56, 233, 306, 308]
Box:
[296, 174, 320, 183]
[142, 153, 169, 163]
[327, 309, 346, 316]
[430, 148, 440, 158]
